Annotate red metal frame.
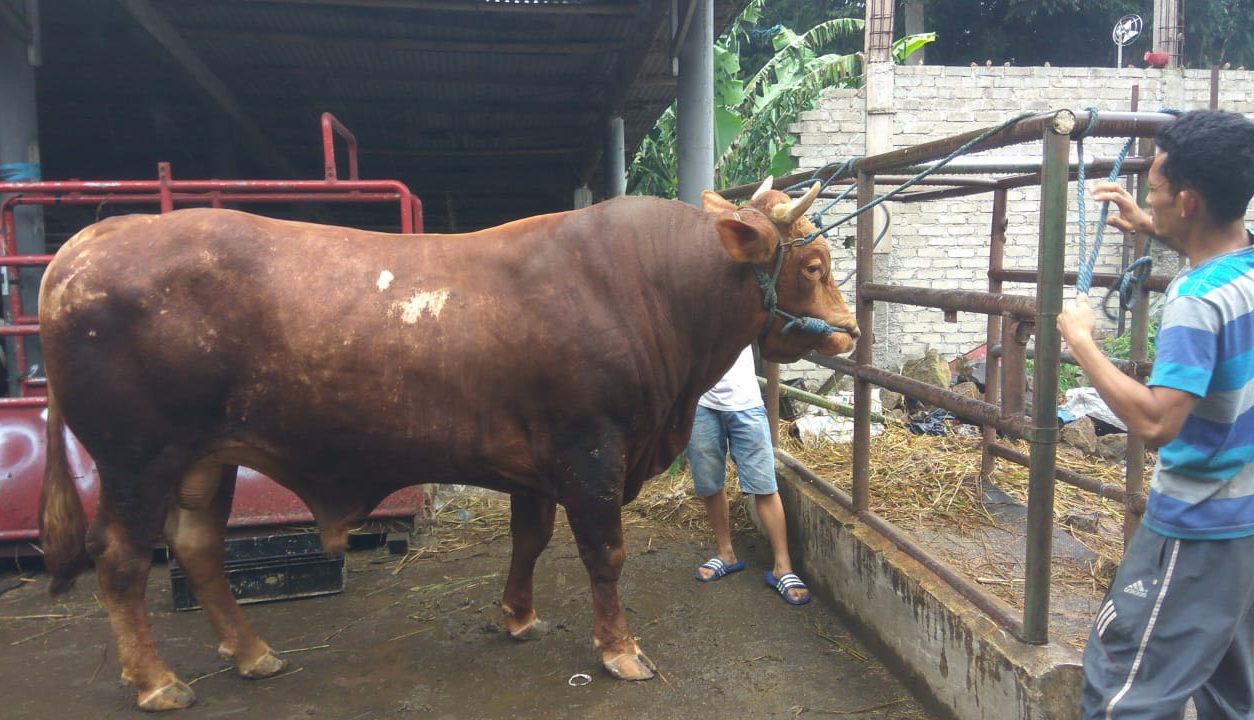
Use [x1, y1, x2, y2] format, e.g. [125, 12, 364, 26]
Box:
[0, 113, 425, 545]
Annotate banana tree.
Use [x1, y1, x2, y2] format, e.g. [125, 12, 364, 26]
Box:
[627, 5, 934, 196]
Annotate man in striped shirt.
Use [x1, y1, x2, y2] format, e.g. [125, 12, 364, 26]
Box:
[1058, 109, 1254, 719]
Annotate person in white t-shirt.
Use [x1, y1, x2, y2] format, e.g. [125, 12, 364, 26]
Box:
[685, 346, 810, 605]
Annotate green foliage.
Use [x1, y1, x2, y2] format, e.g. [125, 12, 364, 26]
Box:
[1025, 358, 1089, 397]
[627, 2, 932, 197]
[1102, 321, 1158, 364]
[1057, 361, 1087, 395]
[920, 0, 1252, 69]
[1183, 0, 1254, 69]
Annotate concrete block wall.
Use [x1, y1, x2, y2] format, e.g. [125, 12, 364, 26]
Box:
[786, 66, 1254, 378]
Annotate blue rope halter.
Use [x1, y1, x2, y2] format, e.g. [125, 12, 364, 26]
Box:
[750, 225, 847, 338]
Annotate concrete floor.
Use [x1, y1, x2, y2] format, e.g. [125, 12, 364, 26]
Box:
[0, 512, 938, 720]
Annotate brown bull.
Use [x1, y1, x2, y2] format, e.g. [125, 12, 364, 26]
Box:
[38, 179, 857, 710]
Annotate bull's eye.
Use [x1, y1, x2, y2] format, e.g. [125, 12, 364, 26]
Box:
[803, 262, 823, 280]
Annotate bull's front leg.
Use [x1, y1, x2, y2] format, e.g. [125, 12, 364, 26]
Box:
[501, 494, 556, 640]
[564, 489, 655, 681]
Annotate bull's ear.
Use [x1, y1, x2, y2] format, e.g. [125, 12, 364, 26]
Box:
[714, 215, 775, 264]
[701, 190, 737, 213]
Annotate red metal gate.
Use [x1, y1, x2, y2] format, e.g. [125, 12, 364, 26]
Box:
[0, 113, 425, 551]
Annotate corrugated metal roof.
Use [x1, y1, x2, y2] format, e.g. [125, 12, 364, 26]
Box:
[36, 0, 746, 231]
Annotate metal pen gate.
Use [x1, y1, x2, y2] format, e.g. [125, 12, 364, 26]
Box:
[0, 112, 425, 549]
[757, 108, 1179, 644]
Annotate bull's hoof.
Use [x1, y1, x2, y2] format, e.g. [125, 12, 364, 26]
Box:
[507, 618, 550, 641]
[237, 648, 287, 679]
[137, 680, 196, 712]
[602, 649, 656, 681]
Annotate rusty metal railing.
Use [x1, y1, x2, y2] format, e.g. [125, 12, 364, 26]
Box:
[733, 108, 1178, 645]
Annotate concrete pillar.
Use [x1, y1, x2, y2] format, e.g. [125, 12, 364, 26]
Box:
[0, 5, 44, 388]
[864, 0, 895, 251]
[604, 116, 626, 198]
[676, 0, 713, 207]
[1153, 0, 1183, 67]
[903, 1, 925, 65]
[573, 186, 593, 209]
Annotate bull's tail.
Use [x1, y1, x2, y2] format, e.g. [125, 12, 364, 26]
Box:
[39, 387, 91, 594]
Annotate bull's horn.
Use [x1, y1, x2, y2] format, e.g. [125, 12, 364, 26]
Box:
[750, 176, 773, 201]
[770, 181, 822, 225]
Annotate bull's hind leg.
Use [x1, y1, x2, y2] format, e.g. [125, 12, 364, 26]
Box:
[501, 494, 556, 640]
[88, 472, 195, 711]
[163, 461, 285, 680]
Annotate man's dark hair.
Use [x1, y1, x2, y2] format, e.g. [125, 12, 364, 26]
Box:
[1155, 110, 1254, 224]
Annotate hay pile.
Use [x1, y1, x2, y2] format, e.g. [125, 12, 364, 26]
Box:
[780, 422, 1133, 624]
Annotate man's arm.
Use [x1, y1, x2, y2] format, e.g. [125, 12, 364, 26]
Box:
[1057, 295, 1196, 447]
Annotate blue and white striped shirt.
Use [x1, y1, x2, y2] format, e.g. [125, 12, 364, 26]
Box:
[1145, 241, 1254, 539]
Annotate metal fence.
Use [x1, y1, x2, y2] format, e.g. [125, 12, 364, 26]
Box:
[745, 108, 1179, 644]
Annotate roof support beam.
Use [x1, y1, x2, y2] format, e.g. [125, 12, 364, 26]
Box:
[576, 0, 664, 184]
[114, 0, 303, 178]
[228, 0, 641, 15]
[188, 28, 623, 55]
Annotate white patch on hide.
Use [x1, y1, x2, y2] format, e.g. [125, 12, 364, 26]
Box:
[376, 270, 394, 291]
[393, 289, 450, 324]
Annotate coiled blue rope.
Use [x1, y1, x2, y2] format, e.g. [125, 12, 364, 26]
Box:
[1074, 108, 1162, 324]
[1075, 110, 1136, 295]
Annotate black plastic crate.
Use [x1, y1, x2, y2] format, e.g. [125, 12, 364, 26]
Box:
[168, 532, 345, 612]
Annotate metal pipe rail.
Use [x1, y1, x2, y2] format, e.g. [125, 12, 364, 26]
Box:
[860, 283, 1038, 321]
[758, 108, 1173, 646]
[991, 268, 1171, 293]
[802, 350, 1144, 511]
[808, 353, 1026, 437]
[0, 114, 427, 403]
[726, 109, 1178, 196]
[777, 449, 1025, 638]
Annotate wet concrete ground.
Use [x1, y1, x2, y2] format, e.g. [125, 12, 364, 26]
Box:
[0, 513, 936, 720]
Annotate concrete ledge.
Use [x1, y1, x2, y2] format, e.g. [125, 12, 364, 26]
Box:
[775, 463, 1082, 720]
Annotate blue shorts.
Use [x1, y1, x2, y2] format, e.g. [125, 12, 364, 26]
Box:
[685, 405, 778, 498]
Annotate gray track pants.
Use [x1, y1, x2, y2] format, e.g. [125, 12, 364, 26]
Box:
[1082, 525, 1254, 719]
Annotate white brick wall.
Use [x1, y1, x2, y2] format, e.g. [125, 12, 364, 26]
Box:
[786, 66, 1254, 381]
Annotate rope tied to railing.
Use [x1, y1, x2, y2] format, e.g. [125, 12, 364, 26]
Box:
[1075, 109, 1136, 295]
[784, 111, 1040, 245]
[1074, 108, 1163, 320]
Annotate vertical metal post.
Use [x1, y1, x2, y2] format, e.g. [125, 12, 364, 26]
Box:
[158, 162, 174, 213]
[605, 116, 626, 199]
[1023, 116, 1072, 643]
[1210, 65, 1220, 110]
[1119, 85, 1147, 545]
[852, 170, 876, 512]
[1001, 320, 1027, 419]
[1, 9, 44, 392]
[981, 189, 1008, 480]
[675, 0, 713, 207]
[1124, 136, 1154, 544]
[1118, 86, 1140, 337]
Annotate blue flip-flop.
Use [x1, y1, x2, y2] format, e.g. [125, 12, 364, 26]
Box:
[763, 570, 812, 605]
[695, 557, 746, 582]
